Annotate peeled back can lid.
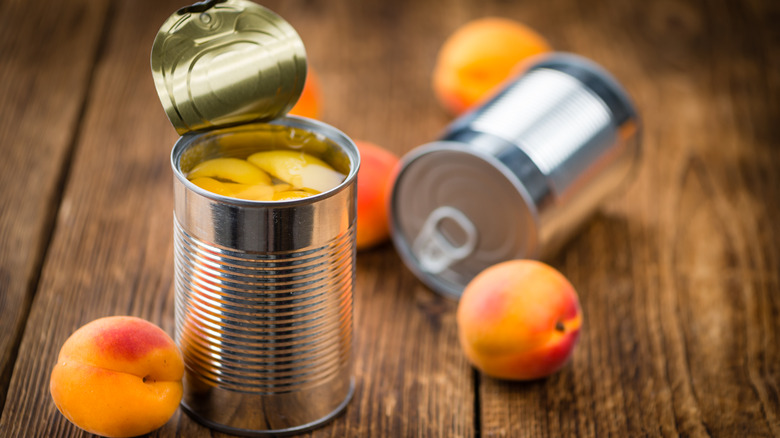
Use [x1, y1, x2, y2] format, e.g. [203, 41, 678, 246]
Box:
[151, 0, 306, 135]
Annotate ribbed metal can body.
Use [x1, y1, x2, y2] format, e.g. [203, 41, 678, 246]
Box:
[171, 117, 358, 436]
[391, 53, 641, 298]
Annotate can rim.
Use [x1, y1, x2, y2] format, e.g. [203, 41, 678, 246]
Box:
[170, 115, 360, 206]
[389, 140, 541, 299]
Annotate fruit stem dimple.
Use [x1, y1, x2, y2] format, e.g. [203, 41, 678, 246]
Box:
[555, 321, 565, 332]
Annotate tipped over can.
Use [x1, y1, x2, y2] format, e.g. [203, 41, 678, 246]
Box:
[151, 1, 356, 435]
[391, 53, 641, 298]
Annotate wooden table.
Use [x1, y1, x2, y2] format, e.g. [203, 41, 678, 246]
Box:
[1, 0, 778, 436]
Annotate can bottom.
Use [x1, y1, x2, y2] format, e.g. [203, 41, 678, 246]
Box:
[181, 378, 355, 437]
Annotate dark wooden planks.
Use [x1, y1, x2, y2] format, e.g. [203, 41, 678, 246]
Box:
[0, 0, 182, 435]
[0, 0, 110, 415]
[478, 0, 780, 436]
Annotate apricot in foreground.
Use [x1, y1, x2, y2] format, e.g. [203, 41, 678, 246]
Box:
[50, 316, 184, 438]
[457, 260, 582, 380]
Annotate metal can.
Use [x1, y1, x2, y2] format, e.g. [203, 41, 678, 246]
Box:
[171, 119, 357, 435]
[390, 53, 641, 299]
[152, 1, 356, 435]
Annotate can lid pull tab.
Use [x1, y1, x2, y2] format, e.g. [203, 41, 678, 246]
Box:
[177, 0, 226, 15]
[412, 206, 478, 275]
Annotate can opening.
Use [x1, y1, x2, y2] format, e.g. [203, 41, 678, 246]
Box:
[173, 118, 357, 203]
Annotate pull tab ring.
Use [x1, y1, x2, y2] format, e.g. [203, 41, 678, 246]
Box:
[412, 206, 478, 275]
[177, 0, 227, 15]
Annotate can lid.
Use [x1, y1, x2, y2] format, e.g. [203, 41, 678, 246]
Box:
[151, 0, 306, 135]
[390, 142, 539, 298]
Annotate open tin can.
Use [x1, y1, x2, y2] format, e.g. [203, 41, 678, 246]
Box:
[391, 53, 641, 299]
[152, 1, 356, 435]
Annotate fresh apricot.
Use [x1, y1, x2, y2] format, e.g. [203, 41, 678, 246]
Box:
[457, 260, 582, 380]
[432, 17, 552, 115]
[50, 316, 184, 437]
[354, 140, 399, 250]
[288, 67, 321, 119]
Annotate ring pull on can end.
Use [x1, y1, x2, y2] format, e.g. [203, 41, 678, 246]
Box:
[177, 0, 227, 15]
[413, 206, 479, 275]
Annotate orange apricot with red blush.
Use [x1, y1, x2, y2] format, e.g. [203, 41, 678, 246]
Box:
[50, 316, 184, 437]
[457, 260, 582, 380]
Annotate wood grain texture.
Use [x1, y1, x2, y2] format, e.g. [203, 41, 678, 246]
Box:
[0, 0, 181, 435]
[0, 0, 476, 436]
[0, 0, 778, 437]
[0, 0, 110, 414]
[280, 2, 477, 435]
[479, 0, 780, 436]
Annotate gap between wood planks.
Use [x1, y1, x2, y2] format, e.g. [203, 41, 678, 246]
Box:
[0, 1, 118, 415]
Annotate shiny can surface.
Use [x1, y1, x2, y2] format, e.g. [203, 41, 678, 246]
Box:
[152, 1, 356, 434]
[172, 117, 358, 435]
[391, 53, 641, 298]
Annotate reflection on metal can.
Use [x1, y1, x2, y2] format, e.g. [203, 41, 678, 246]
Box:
[391, 53, 641, 299]
[171, 118, 358, 435]
[152, 1, 357, 434]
